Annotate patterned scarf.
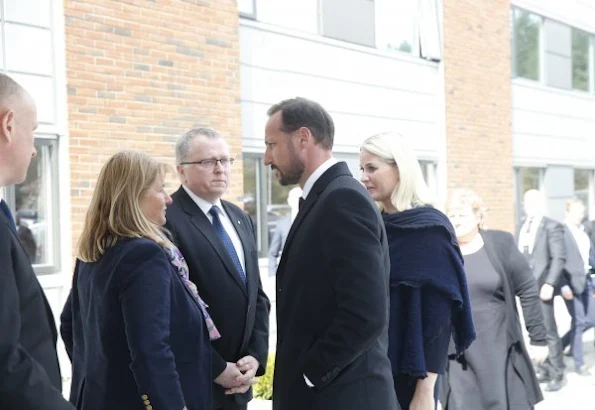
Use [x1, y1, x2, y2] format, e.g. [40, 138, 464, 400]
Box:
[162, 244, 221, 341]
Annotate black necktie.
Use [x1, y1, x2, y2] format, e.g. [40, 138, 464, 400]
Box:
[0, 200, 17, 233]
[299, 197, 305, 211]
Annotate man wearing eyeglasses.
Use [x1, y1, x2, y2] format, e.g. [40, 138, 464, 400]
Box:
[165, 127, 270, 410]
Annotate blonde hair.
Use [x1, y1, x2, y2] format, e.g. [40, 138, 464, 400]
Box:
[447, 188, 488, 229]
[360, 131, 435, 212]
[78, 151, 173, 262]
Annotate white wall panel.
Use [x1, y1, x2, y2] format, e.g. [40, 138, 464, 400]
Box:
[240, 21, 442, 157]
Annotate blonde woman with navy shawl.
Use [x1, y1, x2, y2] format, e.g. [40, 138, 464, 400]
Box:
[360, 132, 476, 410]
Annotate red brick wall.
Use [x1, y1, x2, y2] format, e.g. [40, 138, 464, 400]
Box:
[443, 0, 514, 231]
[64, 0, 242, 253]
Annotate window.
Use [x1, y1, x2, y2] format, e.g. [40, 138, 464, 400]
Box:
[242, 154, 297, 257]
[514, 167, 544, 229]
[572, 28, 590, 91]
[237, 0, 256, 18]
[574, 168, 594, 219]
[3, 137, 60, 274]
[513, 9, 541, 81]
[320, 0, 376, 47]
[375, 0, 418, 54]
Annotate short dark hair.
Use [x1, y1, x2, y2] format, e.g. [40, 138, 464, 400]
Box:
[267, 97, 334, 150]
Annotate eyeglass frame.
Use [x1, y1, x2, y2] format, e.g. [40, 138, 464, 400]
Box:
[179, 157, 235, 169]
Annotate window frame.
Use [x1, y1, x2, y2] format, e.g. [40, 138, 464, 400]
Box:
[237, 0, 257, 20]
[3, 136, 60, 275]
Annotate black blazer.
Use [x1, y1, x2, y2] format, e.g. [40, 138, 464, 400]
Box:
[165, 187, 270, 409]
[60, 238, 211, 410]
[0, 210, 73, 409]
[273, 162, 399, 410]
[442, 230, 547, 408]
[526, 216, 566, 287]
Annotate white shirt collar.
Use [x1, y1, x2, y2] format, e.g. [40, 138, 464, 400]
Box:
[182, 185, 223, 216]
[301, 157, 338, 200]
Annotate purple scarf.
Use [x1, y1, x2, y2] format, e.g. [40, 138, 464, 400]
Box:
[162, 244, 221, 341]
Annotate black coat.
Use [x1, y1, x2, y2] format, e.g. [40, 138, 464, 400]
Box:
[273, 162, 399, 410]
[165, 187, 270, 409]
[0, 208, 73, 409]
[441, 230, 547, 408]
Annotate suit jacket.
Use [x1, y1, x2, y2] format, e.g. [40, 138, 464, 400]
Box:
[165, 187, 270, 409]
[268, 217, 291, 276]
[273, 162, 399, 410]
[60, 238, 211, 410]
[0, 207, 73, 409]
[562, 225, 588, 295]
[523, 216, 566, 287]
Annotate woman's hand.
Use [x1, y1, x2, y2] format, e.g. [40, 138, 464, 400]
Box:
[410, 373, 437, 410]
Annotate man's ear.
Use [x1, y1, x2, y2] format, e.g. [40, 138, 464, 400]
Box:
[176, 164, 186, 183]
[297, 127, 312, 145]
[0, 109, 15, 143]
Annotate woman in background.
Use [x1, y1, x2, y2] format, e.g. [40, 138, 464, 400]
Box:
[443, 188, 548, 410]
[60, 151, 216, 410]
[360, 132, 475, 410]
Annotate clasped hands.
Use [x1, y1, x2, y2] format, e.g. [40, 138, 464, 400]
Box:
[214, 355, 259, 395]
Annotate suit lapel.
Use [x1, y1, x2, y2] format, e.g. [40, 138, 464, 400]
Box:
[532, 218, 546, 252]
[177, 188, 248, 296]
[277, 162, 352, 279]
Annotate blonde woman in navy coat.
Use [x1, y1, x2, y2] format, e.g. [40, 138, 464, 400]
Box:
[60, 151, 216, 410]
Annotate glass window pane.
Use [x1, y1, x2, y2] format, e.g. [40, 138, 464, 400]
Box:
[572, 29, 590, 91]
[15, 141, 56, 266]
[268, 170, 296, 250]
[375, 0, 417, 53]
[514, 9, 541, 81]
[574, 168, 591, 213]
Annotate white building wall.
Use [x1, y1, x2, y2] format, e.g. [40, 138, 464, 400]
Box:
[239, 19, 443, 161]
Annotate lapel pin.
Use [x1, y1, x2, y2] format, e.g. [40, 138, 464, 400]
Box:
[238, 220, 241, 225]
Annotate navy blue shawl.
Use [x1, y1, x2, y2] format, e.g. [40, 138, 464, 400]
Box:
[383, 206, 476, 376]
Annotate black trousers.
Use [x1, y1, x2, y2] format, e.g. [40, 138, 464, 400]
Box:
[538, 298, 565, 378]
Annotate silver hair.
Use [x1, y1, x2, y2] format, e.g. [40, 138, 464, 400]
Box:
[175, 127, 222, 164]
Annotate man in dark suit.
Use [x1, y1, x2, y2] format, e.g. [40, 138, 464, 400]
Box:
[264, 97, 399, 410]
[0, 75, 73, 408]
[517, 189, 566, 392]
[165, 127, 270, 410]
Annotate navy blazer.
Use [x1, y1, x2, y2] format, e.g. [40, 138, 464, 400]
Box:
[60, 238, 211, 410]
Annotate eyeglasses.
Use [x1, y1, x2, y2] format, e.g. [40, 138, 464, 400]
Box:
[179, 158, 235, 169]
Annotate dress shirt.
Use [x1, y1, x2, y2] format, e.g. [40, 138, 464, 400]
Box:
[182, 185, 246, 273]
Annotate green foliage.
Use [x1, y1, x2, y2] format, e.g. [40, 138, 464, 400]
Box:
[514, 10, 540, 80]
[253, 354, 275, 400]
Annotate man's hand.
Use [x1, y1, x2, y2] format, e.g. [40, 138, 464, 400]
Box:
[529, 345, 549, 365]
[539, 283, 554, 301]
[224, 378, 257, 395]
[214, 362, 244, 389]
[235, 355, 259, 384]
[560, 285, 574, 301]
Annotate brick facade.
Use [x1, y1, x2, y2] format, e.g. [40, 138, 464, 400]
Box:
[64, 0, 243, 253]
[443, 0, 514, 231]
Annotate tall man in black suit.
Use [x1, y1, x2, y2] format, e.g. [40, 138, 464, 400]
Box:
[517, 189, 566, 392]
[0, 75, 73, 409]
[264, 97, 399, 410]
[165, 127, 270, 410]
